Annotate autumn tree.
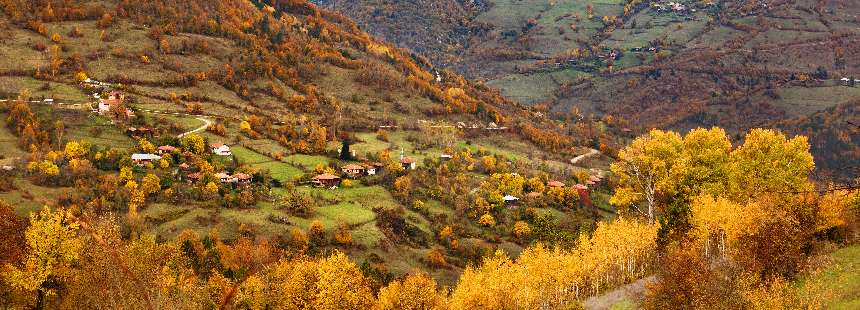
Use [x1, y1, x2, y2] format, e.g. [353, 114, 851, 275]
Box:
[4, 207, 82, 309]
[376, 272, 447, 310]
[609, 129, 683, 223]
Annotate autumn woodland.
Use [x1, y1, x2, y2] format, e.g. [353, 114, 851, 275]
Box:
[0, 0, 858, 309]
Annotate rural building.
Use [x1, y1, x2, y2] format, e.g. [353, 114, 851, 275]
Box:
[574, 184, 592, 208]
[440, 154, 453, 161]
[312, 173, 341, 188]
[341, 164, 366, 178]
[503, 195, 520, 207]
[215, 172, 233, 183]
[127, 127, 160, 137]
[131, 153, 161, 166]
[210, 143, 232, 156]
[97, 91, 126, 114]
[157, 145, 176, 154]
[185, 172, 202, 183]
[401, 157, 417, 170]
[547, 180, 566, 188]
[234, 173, 252, 185]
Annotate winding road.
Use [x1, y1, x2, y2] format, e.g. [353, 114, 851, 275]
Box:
[137, 108, 212, 138]
[571, 148, 600, 165]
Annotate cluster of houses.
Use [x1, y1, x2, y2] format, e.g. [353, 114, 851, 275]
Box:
[185, 171, 253, 186]
[502, 174, 605, 208]
[311, 157, 418, 188]
[840, 78, 860, 86]
[130, 142, 254, 187]
[131, 142, 232, 167]
[96, 91, 136, 118]
[127, 126, 161, 137]
[651, 1, 692, 13]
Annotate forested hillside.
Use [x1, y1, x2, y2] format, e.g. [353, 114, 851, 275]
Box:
[0, 0, 858, 309]
[317, 0, 860, 181]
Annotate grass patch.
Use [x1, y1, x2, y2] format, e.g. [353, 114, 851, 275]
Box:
[253, 161, 304, 182]
[797, 244, 860, 310]
[232, 146, 275, 164]
[283, 154, 329, 171]
[0, 119, 26, 165]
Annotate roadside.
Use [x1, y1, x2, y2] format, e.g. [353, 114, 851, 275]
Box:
[584, 276, 654, 310]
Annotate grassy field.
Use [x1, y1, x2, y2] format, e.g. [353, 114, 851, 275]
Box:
[769, 86, 860, 117]
[0, 118, 26, 165]
[0, 77, 90, 102]
[0, 178, 72, 216]
[797, 244, 860, 310]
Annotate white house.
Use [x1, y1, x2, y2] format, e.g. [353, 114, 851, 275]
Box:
[132, 153, 161, 166]
[210, 143, 232, 156]
[503, 195, 521, 207]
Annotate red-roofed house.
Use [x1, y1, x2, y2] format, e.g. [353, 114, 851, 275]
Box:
[401, 157, 417, 170]
[157, 145, 176, 154]
[312, 173, 341, 188]
[234, 173, 252, 185]
[210, 143, 232, 156]
[547, 180, 566, 188]
[341, 164, 366, 178]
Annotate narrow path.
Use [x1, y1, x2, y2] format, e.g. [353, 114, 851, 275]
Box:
[178, 117, 211, 138]
[584, 276, 655, 310]
[571, 148, 600, 165]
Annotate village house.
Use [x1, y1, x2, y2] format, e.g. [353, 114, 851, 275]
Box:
[127, 127, 160, 137]
[210, 143, 232, 156]
[401, 157, 417, 170]
[366, 162, 384, 175]
[587, 175, 603, 186]
[312, 173, 341, 188]
[547, 180, 566, 188]
[574, 184, 593, 208]
[185, 172, 202, 184]
[503, 195, 521, 207]
[215, 172, 233, 183]
[440, 154, 453, 161]
[131, 153, 161, 167]
[341, 164, 366, 178]
[234, 173, 253, 186]
[157, 145, 176, 155]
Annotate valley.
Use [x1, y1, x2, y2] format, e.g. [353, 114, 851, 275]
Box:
[0, 1, 857, 309]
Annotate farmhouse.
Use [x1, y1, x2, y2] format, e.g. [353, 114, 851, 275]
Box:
[440, 154, 453, 161]
[97, 91, 127, 114]
[234, 173, 253, 185]
[312, 173, 341, 188]
[401, 157, 417, 170]
[210, 143, 232, 156]
[131, 153, 161, 166]
[215, 172, 233, 183]
[341, 164, 366, 178]
[547, 180, 566, 188]
[185, 172, 202, 183]
[157, 145, 176, 154]
[127, 127, 160, 137]
[503, 195, 521, 207]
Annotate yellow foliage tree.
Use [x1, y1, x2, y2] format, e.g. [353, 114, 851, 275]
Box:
[377, 272, 447, 310]
[4, 207, 82, 307]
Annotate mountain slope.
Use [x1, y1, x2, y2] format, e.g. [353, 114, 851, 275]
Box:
[317, 0, 860, 181]
[0, 0, 614, 285]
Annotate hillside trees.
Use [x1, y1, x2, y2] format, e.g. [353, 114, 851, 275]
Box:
[4, 207, 82, 309]
[450, 217, 658, 308]
[609, 129, 683, 223]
